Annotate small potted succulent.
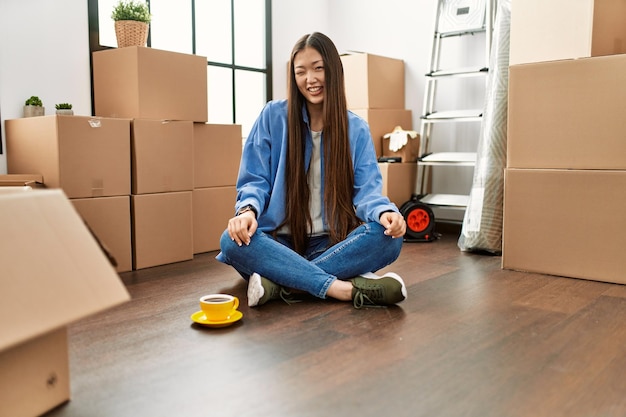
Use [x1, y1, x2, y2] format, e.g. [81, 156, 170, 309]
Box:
[24, 96, 45, 117]
[111, 1, 152, 48]
[55, 103, 74, 116]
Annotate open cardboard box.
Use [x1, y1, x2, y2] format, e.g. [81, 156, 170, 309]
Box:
[0, 189, 130, 417]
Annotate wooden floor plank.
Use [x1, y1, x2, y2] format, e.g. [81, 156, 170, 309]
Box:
[514, 275, 610, 314]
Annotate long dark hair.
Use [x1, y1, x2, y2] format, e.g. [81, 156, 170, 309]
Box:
[284, 32, 360, 254]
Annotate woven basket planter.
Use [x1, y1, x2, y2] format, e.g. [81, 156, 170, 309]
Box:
[114, 20, 149, 48]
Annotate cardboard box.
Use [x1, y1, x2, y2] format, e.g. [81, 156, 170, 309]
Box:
[193, 187, 237, 254]
[0, 190, 130, 417]
[193, 123, 242, 188]
[1, 328, 69, 417]
[6, 115, 131, 198]
[382, 133, 420, 162]
[93, 46, 208, 122]
[0, 186, 33, 194]
[132, 191, 193, 270]
[0, 174, 44, 189]
[509, 0, 626, 65]
[132, 119, 194, 194]
[502, 169, 626, 284]
[341, 53, 405, 109]
[508, 55, 626, 170]
[71, 196, 133, 273]
[378, 162, 417, 208]
[351, 109, 413, 158]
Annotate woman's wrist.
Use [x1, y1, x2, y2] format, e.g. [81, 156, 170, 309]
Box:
[237, 205, 257, 218]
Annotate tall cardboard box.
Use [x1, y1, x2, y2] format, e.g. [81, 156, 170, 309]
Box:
[508, 55, 626, 170]
[510, 0, 626, 65]
[378, 162, 417, 208]
[6, 115, 131, 198]
[132, 191, 193, 269]
[93, 46, 208, 122]
[0, 190, 130, 417]
[132, 119, 194, 194]
[502, 169, 626, 284]
[351, 109, 412, 158]
[71, 196, 133, 273]
[193, 186, 237, 254]
[341, 53, 405, 109]
[193, 123, 242, 188]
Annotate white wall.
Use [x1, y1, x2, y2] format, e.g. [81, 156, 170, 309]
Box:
[0, 0, 92, 174]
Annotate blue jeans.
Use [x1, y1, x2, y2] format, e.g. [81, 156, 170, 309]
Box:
[216, 222, 403, 298]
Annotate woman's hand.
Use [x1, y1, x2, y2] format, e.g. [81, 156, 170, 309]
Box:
[380, 211, 406, 239]
[227, 211, 258, 246]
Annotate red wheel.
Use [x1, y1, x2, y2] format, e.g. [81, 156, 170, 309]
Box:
[399, 200, 437, 242]
[406, 207, 431, 233]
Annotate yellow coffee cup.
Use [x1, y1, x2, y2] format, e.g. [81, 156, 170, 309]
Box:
[199, 294, 239, 322]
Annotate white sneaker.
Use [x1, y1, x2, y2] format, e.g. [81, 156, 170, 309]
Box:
[247, 273, 265, 307]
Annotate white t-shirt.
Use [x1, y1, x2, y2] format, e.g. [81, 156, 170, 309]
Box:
[308, 130, 324, 235]
[277, 129, 325, 236]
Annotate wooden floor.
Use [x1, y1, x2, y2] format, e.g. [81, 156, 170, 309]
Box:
[47, 225, 626, 417]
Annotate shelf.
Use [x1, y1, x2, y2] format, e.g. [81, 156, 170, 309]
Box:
[427, 66, 488, 78]
[420, 193, 469, 208]
[421, 109, 483, 122]
[437, 26, 486, 38]
[420, 152, 476, 166]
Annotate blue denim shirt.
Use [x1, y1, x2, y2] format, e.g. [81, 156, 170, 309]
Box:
[233, 99, 398, 233]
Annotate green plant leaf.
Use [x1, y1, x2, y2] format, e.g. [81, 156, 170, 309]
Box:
[25, 96, 42, 106]
[111, 0, 151, 23]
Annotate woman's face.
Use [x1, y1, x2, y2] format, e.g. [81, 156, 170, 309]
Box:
[293, 46, 325, 108]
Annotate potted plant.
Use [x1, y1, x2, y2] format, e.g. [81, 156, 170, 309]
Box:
[111, 0, 151, 48]
[23, 96, 44, 117]
[55, 103, 74, 116]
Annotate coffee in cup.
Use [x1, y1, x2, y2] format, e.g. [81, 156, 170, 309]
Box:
[199, 294, 239, 322]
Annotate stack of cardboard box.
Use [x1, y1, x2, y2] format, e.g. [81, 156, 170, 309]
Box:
[93, 46, 243, 269]
[6, 46, 243, 271]
[5, 115, 134, 272]
[341, 52, 417, 208]
[503, 0, 626, 284]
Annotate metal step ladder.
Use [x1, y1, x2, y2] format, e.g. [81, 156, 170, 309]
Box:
[413, 0, 496, 225]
